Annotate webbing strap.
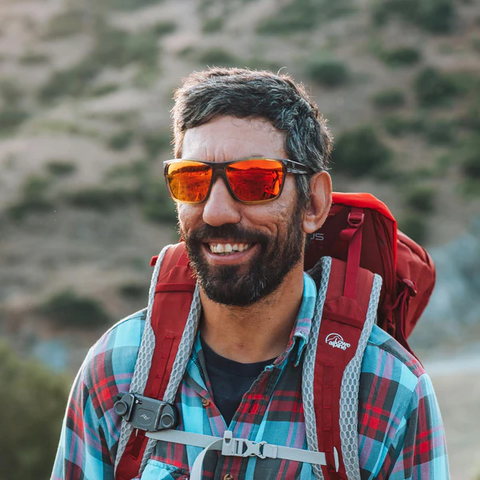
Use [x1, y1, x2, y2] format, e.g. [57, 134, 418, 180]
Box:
[343, 208, 364, 299]
[116, 243, 196, 480]
[146, 430, 333, 479]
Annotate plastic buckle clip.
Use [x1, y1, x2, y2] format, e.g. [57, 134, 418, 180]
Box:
[221, 431, 277, 460]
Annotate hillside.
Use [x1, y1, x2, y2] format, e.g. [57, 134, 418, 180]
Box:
[0, 0, 479, 357]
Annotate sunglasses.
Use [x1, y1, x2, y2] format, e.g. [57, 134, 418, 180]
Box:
[163, 157, 313, 204]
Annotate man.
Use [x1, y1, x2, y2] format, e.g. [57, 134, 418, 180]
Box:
[52, 68, 449, 479]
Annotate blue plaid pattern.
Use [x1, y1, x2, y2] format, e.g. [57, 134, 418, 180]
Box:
[51, 274, 449, 479]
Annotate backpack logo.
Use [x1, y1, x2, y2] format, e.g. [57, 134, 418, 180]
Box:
[325, 333, 351, 350]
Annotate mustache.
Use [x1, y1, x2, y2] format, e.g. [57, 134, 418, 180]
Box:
[184, 224, 269, 244]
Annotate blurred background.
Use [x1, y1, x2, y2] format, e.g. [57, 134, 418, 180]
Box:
[0, 0, 479, 478]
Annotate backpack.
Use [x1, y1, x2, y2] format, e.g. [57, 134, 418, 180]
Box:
[114, 192, 436, 480]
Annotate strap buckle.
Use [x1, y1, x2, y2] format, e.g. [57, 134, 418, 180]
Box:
[347, 211, 365, 228]
[221, 431, 277, 460]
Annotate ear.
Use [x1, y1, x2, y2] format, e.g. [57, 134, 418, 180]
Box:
[302, 171, 332, 234]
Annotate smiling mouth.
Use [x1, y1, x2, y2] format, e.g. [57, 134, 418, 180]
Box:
[207, 242, 253, 255]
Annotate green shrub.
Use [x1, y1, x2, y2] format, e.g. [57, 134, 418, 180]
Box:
[178, 45, 196, 58]
[27, 120, 98, 138]
[7, 175, 54, 220]
[405, 185, 436, 214]
[371, 89, 406, 109]
[414, 67, 462, 107]
[7, 198, 54, 221]
[384, 115, 424, 137]
[40, 290, 110, 327]
[133, 65, 160, 89]
[142, 130, 172, 158]
[107, 159, 150, 182]
[142, 180, 177, 224]
[89, 83, 119, 97]
[380, 46, 421, 67]
[108, 130, 134, 151]
[202, 16, 224, 33]
[43, 9, 87, 38]
[151, 20, 177, 36]
[39, 61, 100, 102]
[0, 78, 23, 105]
[24, 175, 50, 197]
[197, 47, 238, 67]
[119, 282, 148, 300]
[19, 50, 50, 65]
[0, 107, 29, 134]
[423, 120, 456, 145]
[0, 343, 69, 480]
[257, 0, 353, 35]
[306, 58, 350, 88]
[461, 138, 480, 179]
[372, 0, 417, 25]
[372, 0, 456, 33]
[40, 27, 159, 101]
[398, 212, 427, 243]
[106, 0, 162, 10]
[46, 160, 77, 176]
[333, 126, 392, 177]
[93, 27, 159, 68]
[417, 0, 456, 33]
[66, 187, 135, 211]
[472, 37, 480, 53]
[459, 103, 480, 131]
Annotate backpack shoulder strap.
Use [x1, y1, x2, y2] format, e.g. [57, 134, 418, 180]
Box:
[115, 242, 198, 480]
[305, 256, 382, 480]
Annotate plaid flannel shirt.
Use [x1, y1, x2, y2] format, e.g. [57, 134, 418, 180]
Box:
[51, 274, 449, 480]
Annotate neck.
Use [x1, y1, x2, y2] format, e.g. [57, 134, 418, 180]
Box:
[199, 264, 305, 363]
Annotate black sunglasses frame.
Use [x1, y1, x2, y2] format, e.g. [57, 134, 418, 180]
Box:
[163, 157, 314, 204]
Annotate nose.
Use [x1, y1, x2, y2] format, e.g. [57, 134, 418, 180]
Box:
[202, 178, 241, 227]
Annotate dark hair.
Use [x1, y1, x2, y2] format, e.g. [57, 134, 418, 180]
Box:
[172, 67, 333, 208]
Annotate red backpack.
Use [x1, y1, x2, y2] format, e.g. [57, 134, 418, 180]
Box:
[115, 192, 435, 480]
[305, 192, 436, 354]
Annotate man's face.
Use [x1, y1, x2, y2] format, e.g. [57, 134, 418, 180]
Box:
[177, 116, 307, 306]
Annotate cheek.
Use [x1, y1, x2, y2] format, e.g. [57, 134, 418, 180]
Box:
[177, 204, 202, 232]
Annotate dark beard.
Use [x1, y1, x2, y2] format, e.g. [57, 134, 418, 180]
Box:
[179, 209, 305, 307]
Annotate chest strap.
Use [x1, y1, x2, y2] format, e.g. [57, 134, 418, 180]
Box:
[147, 430, 336, 479]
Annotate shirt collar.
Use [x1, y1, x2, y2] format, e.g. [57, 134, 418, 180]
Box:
[289, 272, 316, 366]
[193, 272, 317, 368]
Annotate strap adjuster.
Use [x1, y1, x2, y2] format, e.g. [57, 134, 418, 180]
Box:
[221, 431, 277, 459]
[347, 211, 365, 227]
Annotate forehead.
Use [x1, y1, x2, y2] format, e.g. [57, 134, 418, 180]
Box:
[181, 116, 287, 161]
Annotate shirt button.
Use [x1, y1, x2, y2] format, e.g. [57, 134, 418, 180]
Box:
[201, 398, 210, 407]
[223, 475, 234, 480]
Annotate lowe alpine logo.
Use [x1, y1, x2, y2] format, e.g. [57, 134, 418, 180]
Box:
[325, 333, 351, 350]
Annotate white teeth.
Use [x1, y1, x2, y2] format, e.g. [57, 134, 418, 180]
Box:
[209, 243, 251, 254]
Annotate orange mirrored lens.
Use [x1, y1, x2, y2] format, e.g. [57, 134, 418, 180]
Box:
[227, 159, 284, 202]
[167, 161, 212, 203]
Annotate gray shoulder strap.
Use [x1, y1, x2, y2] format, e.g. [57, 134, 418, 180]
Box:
[114, 244, 201, 474]
[302, 256, 382, 480]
